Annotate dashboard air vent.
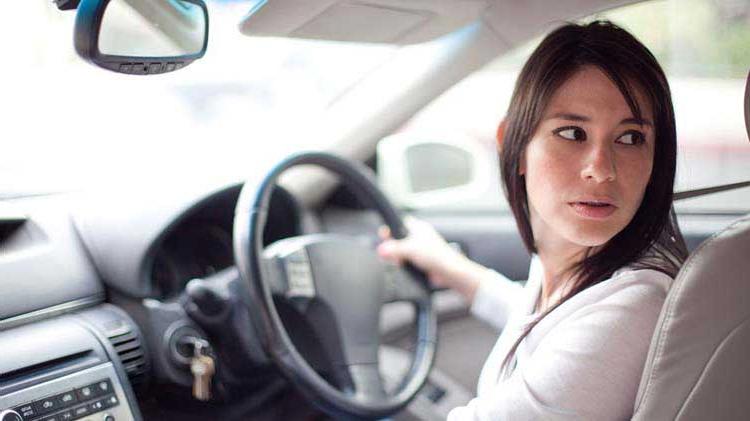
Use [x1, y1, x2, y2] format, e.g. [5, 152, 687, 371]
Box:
[76, 305, 150, 388]
[107, 327, 148, 385]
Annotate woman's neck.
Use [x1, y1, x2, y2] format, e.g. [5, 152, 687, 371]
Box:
[535, 246, 585, 311]
[536, 226, 590, 311]
[530, 210, 591, 312]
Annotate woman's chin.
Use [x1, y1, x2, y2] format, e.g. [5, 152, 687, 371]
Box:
[563, 225, 620, 248]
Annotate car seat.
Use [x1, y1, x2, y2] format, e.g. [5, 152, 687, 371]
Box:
[631, 70, 750, 420]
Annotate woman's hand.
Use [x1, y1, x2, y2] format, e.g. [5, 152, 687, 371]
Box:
[377, 216, 487, 303]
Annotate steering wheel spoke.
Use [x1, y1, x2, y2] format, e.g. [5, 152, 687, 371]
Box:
[261, 237, 321, 300]
[345, 363, 387, 401]
[259, 255, 291, 297]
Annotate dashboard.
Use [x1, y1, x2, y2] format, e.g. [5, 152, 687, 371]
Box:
[150, 223, 234, 299]
[148, 185, 303, 299]
[0, 179, 322, 420]
[0, 173, 439, 421]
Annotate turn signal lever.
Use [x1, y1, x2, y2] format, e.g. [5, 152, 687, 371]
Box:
[181, 268, 271, 384]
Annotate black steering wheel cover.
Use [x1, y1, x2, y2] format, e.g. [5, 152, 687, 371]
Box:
[233, 151, 436, 419]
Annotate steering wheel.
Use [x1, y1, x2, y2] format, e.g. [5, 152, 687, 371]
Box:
[232, 152, 437, 419]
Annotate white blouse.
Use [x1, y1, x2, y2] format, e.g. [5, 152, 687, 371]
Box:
[447, 256, 673, 420]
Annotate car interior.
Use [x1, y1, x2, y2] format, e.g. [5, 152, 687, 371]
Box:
[1, 0, 748, 420]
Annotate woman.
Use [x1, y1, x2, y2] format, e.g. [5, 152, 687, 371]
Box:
[377, 21, 687, 420]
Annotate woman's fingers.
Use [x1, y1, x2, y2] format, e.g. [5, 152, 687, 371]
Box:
[377, 217, 479, 296]
[378, 216, 449, 269]
[377, 239, 404, 264]
[378, 225, 391, 240]
[377, 225, 403, 264]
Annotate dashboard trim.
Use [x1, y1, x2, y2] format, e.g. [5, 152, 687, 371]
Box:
[0, 295, 105, 331]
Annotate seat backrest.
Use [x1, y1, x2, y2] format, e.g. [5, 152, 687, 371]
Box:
[632, 215, 750, 420]
[632, 70, 750, 421]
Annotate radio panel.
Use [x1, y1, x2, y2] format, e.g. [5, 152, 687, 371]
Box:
[0, 364, 134, 421]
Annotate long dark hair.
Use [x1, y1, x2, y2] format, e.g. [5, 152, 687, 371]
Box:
[499, 20, 688, 375]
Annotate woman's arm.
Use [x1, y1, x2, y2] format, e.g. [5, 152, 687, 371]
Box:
[377, 217, 524, 329]
[469, 268, 526, 331]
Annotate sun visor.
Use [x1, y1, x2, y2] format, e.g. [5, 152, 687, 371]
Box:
[238, 0, 488, 44]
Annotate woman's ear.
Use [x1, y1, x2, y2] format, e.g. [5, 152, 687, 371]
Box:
[519, 152, 526, 175]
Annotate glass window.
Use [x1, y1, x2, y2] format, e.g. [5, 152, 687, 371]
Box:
[0, 1, 398, 197]
[391, 0, 750, 213]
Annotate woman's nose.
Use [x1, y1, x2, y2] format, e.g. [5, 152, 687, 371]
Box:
[580, 143, 616, 183]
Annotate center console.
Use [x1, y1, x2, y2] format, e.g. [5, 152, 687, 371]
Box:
[2, 366, 128, 421]
[0, 306, 142, 421]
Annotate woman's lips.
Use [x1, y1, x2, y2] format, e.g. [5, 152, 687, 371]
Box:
[569, 201, 617, 219]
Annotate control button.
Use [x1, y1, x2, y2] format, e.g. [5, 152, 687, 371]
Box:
[91, 396, 109, 410]
[166, 62, 176, 72]
[100, 394, 119, 409]
[39, 414, 62, 421]
[92, 380, 113, 396]
[76, 385, 95, 400]
[119, 64, 132, 73]
[103, 414, 115, 421]
[148, 63, 162, 74]
[12, 404, 35, 419]
[56, 391, 78, 407]
[131, 63, 145, 74]
[58, 410, 74, 421]
[88, 399, 105, 412]
[148, 63, 161, 75]
[72, 404, 90, 418]
[33, 397, 60, 415]
[0, 410, 23, 421]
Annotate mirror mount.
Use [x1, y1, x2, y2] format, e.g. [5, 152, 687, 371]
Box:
[74, 0, 208, 75]
[55, 0, 81, 11]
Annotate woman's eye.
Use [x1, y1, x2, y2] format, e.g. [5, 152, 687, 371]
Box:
[618, 131, 646, 145]
[554, 127, 586, 141]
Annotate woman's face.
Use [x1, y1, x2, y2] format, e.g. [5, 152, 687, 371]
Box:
[522, 65, 655, 253]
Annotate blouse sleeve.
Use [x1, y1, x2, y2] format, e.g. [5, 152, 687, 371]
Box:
[451, 274, 668, 421]
[469, 268, 526, 331]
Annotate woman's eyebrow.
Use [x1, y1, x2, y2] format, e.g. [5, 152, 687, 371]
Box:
[546, 112, 590, 122]
[545, 113, 653, 127]
[620, 117, 653, 127]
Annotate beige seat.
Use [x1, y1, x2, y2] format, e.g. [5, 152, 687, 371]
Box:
[632, 72, 750, 420]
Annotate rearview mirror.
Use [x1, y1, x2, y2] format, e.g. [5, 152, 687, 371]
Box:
[74, 0, 208, 74]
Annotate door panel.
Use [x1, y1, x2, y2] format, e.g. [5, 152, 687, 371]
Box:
[414, 211, 530, 282]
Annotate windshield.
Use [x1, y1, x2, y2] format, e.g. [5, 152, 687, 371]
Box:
[1, 1, 399, 197]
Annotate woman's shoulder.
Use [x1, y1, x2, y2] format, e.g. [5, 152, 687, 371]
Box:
[600, 266, 674, 303]
[527, 266, 674, 362]
[548, 267, 674, 323]
[556, 267, 674, 328]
